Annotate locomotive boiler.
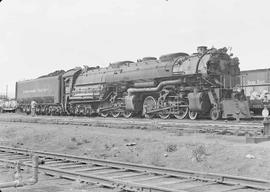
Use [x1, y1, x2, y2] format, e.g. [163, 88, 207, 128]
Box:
[16, 46, 251, 120]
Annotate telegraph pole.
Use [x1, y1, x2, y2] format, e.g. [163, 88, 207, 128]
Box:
[5, 85, 8, 99]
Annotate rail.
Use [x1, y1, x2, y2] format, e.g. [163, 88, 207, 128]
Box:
[0, 146, 269, 191]
[0, 115, 264, 136]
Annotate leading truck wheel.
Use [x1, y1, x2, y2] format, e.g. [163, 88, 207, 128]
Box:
[143, 96, 157, 119]
[188, 111, 198, 120]
[210, 107, 220, 121]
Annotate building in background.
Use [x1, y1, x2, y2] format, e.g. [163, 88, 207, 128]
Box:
[240, 68, 270, 114]
[0, 94, 8, 100]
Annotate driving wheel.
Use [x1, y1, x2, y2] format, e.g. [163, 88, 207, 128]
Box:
[143, 96, 157, 119]
[173, 100, 189, 120]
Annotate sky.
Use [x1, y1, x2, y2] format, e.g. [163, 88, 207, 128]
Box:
[0, 0, 270, 97]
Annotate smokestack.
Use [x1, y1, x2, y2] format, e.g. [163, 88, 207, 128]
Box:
[197, 46, 207, 54]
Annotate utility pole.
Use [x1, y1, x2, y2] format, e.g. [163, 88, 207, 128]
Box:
[5, 85, 8, 99]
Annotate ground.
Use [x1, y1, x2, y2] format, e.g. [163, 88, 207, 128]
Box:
[0, 114, 269, 191]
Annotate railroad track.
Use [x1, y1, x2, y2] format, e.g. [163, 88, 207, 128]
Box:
[0, 146, 269, 192]
[0, 114, 264, 136]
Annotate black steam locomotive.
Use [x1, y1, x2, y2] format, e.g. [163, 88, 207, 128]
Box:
[16, 46, 250, 120]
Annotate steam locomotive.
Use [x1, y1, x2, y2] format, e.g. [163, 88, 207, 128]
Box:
[16, 46, 251, 120]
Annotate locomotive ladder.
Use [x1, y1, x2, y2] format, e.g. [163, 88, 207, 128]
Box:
[0, 145, 270, 192]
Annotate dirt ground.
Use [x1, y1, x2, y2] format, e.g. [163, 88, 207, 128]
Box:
[0, 116, 270, 183]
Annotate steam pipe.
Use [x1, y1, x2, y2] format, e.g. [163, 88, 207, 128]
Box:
[127, 79, 182, 96]
[240, 83, 270, 88]
[0, 156, 39, 189]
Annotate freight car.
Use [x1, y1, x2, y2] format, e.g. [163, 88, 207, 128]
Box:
[240, 68, 270, 114]
[16, 46, 251, 120]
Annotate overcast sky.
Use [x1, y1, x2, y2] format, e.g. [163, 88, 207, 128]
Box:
[0, 0, 270, 97]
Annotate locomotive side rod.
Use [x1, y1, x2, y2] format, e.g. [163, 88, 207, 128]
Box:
[99, 106, 124, 112]
[145, 105, 188, 114]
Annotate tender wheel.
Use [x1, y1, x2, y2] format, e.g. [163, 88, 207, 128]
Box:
[25, 106, 31, 115]
[80, 107, 86, 116]
[41, 106, 46, 115]
[59, 109, 65, 116]
[100, 111, 109, 117]
[188, 111, 198, 120]
[56, 107, 62, 116]
[173, 100, 189, 120]
[85, 108, 92, 117]
[45, 107, 50, 115]
[143, 96, 157, 119]
[68, 107, 75, 116]
[122, 111, 133, 118]
[75, 107, 80, 116]
[210, 107, 220, 121]
[36, 107, 41, 115]
[111, 110, 121, 118]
